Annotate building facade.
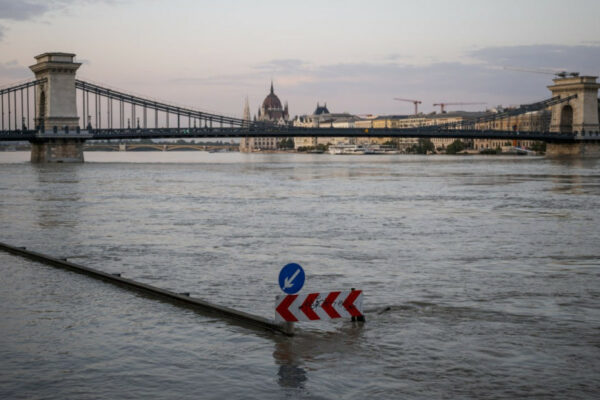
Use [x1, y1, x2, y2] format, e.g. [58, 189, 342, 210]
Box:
[292, 103, 361, 148]
[368, 111, 544, 152]
[472, 109, 550, 151]
[242, 93, 554, 153]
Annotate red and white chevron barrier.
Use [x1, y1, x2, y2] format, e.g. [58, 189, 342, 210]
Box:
[275, 290, 363, 322]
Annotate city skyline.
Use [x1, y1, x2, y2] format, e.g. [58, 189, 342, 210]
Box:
[1, 0, 599, 117]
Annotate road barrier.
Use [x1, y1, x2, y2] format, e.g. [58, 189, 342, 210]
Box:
[0, 241, 294, 336]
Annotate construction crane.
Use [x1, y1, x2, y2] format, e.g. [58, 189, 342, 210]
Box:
[503, 66, 579, 78]
[394, 98, 422, 115]
[432, 102, 486, 113]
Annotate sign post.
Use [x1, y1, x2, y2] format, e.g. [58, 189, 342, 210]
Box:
[277, 263, 306, 335]
[278, 263, 305, 295]
[275, 290, 364, 323]
[275, 263, 363, 332]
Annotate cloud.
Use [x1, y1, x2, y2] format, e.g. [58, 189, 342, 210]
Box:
[282, 61, 536, 113]
[253, 59, 308, 74]
[0, 60, 31, 82]
[278, 44, 600, 113]
[384, 53, 411, 61]
[0, 0, 50, 21]
[169, 59, 550, 115]
[0, 0, 123, 22]
[469, 44, 600, 75]
[0, 0, 125, 43]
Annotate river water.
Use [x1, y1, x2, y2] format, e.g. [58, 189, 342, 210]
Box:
[1, 151, 599, 399]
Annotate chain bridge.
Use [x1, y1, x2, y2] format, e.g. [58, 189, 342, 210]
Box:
[1, 52, 599, 162]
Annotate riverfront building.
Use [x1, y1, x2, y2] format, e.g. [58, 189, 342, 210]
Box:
[472, 109, 550, 150]
[293, 110, 490, 151]
[292, 103, 359, 148]
[244, 90, 553, 153]
[324, 110, 546, 152]
[376, 110, 545, 152]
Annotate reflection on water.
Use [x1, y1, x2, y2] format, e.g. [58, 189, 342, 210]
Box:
[32, 164, 83, 229]
[1, 151, 599, 399]
[274, 339, 308, 389]
[272, 324, 366, 392]
[547, 156, 600, 169]
[278, 364, 307, 389]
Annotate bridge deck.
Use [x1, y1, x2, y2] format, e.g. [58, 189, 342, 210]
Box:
[0, 128, 579, 142]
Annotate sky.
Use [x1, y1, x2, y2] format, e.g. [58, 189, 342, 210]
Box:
[1, 0, 599, 118]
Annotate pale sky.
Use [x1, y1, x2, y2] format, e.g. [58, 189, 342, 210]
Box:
[1, 0, 599, 117]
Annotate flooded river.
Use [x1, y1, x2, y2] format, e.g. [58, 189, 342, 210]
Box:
[1, 151, 599, 399]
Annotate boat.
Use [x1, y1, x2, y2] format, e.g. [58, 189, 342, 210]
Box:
[328, 144, 366, 155]
[363, 145, 400, 155]
[504, 146, 537, 156]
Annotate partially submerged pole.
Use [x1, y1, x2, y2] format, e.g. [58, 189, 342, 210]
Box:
[0, 241, 293, 336]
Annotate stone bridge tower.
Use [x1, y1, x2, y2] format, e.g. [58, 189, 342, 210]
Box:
[547, 75, 600, 156]
[28, 53, 89, 162]
[30, 52, 81, 131]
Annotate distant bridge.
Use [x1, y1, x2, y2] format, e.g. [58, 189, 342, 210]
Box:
[0, 52, 598, 161]
[84, 143, 237, 152]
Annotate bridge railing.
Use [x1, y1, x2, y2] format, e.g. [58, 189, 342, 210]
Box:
[0, 78, 46, 133]
[75, 79, 272, 132]
[429, 94, 577, 132]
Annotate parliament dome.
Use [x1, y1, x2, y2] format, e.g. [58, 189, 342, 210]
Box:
[262, 82, 283, 110]
[258, 81, 289, 122]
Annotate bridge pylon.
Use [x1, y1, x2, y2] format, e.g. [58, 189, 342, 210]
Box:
[547, 75, 600, 157]
[28, 52, 90, 162]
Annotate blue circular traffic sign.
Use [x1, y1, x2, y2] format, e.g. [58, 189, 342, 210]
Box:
[278, 263, 305, 294]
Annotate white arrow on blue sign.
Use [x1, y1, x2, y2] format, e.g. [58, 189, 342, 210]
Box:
[278, 263, 305, 294]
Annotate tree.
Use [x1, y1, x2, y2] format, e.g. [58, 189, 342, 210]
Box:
[382, 140, 398, 148]
[408, 138, 435, 154]
[278, 138, 295, 149]
[479, 147, 500, 155]
[446, 140, 466, 154]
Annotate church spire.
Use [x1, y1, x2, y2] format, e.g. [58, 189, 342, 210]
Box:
[270, 80, 274, 94]
[243, 96, 250, 122]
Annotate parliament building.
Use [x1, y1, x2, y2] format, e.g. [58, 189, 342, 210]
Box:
[240, 82, 289, 152]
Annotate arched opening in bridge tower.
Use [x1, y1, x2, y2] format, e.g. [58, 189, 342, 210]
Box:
[37, 90, 46, 129]
[560, 105, 573, 134]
